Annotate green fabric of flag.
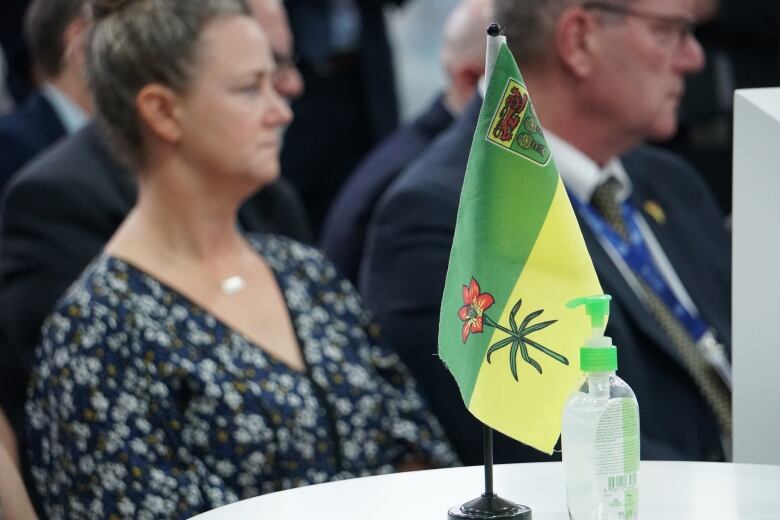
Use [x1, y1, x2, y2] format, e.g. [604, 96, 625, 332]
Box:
[438, 41, 602, 454]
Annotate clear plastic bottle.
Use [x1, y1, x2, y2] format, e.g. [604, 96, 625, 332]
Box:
[562, 295, 640, 520]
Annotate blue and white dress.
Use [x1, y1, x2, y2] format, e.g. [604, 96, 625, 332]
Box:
[27, 234, 457, 519]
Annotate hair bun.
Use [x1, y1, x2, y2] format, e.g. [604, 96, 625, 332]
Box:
[91, 0, 139, 19]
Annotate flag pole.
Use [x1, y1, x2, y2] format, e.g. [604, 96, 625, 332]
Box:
[448, 424, 531, 519]
[446, 23, 533, 520]
[484, 425, 494, 496]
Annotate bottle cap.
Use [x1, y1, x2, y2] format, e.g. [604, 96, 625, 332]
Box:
[580, 345, 617, 372]
[566, 294, 611, 329]
[566, 294, 617, 372]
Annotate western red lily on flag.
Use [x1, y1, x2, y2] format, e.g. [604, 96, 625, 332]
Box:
[438, 34, 602, 454]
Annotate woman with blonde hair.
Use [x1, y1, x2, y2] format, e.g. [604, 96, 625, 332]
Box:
[25, 0, 456, 517]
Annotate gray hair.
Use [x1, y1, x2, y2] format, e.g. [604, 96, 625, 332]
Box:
[24, 0, 90, 78]
[494, 0, 631, 67]
[87, 0, 251, 169]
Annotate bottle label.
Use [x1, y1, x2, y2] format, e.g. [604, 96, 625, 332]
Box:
[595, 398, 640, 519]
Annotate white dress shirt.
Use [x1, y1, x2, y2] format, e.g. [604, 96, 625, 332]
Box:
[40, 83, 88, 135]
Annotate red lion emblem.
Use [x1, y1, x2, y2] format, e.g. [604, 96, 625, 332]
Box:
[492, 87, 528, 142]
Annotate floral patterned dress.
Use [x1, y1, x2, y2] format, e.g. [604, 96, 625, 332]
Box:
[26, 235, 457, 519]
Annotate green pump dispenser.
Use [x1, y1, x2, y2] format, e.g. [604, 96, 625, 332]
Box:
[563, 294, 640, 520]
[566, 294, 617, 372]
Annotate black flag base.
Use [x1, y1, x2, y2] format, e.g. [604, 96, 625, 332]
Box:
[448, 493, 532, 519]
[448, 425, 532, 518]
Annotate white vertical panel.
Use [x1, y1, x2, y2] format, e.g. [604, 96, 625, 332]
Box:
[732, 87, 780, 464]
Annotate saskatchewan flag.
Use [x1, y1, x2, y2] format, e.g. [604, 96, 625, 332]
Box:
[438, 36, 602, 454]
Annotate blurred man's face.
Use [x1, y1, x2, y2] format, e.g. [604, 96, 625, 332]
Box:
[250, 0, 305, 100]
[584, 0, 704, 142]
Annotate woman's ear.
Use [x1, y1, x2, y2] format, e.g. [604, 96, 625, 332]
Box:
[554, 7, 599, 79]
[136, 85, 182, 144]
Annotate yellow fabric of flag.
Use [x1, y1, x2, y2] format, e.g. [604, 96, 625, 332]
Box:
[438, 39, 602, 454]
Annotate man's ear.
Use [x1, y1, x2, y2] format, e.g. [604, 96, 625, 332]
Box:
[136, 85, 183, 144]
[63, 16, 91, 69]
[454, 61, 483, 93]
[554, 7, 599, 79]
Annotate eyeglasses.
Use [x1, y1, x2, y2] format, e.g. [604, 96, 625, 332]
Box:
[582, 1, 696, 50]
[272, 52, 300, 82]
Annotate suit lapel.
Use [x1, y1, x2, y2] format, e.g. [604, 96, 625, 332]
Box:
[629, 190, 731, 348]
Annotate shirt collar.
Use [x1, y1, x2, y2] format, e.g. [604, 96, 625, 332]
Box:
[40, 83, 88, 135]
[544, 129, 633, 203]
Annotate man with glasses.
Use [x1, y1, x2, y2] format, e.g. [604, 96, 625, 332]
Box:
[249, 0, 304, 101]
[362, 0, 731, 463]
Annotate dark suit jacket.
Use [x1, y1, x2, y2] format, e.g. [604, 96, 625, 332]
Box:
[281, 0, 406, 234]
[0, 122, 312, 452]
[585, 148, 730, 462]
[360, 95, 730, 464]
[0, 92, 65, 190]
[320, 95, 453, 283]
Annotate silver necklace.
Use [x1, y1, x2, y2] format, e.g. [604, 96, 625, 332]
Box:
[147, 240, 248, 296]
[220, 275, 247, 295]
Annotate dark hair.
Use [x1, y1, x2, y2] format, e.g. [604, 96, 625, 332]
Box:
[23, 0, 89, 78]
[87, 0, 251, 168]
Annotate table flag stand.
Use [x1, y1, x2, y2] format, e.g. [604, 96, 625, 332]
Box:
[447, 426, 532, 519]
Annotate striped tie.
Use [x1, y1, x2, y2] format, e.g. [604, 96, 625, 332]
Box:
[590, 179, 732, 441]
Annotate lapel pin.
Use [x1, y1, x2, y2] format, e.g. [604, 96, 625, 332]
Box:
[643, 200, 666, 225]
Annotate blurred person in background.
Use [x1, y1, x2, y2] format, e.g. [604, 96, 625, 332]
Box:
[25, 0, 456, 518]
[0, 0, 92, 189]
[281, 0, 408, 235]
[0, 0, 32, 104]
[320, 0, 490, 284]
[362, 0, 731, 464]
[248, 0, 304, 100]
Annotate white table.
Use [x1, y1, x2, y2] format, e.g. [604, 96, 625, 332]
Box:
[190, 462, 780, 519]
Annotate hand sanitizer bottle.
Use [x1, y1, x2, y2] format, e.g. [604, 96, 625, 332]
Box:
[562, 295, 640, 520]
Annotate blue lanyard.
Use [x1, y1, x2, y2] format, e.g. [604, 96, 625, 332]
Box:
[572, 196, 709, 341]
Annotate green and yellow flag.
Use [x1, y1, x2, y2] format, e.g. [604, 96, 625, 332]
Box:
[438, 36, 602, 454]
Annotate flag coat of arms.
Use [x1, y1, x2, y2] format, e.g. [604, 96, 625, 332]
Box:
[438, 38, 602, 454]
